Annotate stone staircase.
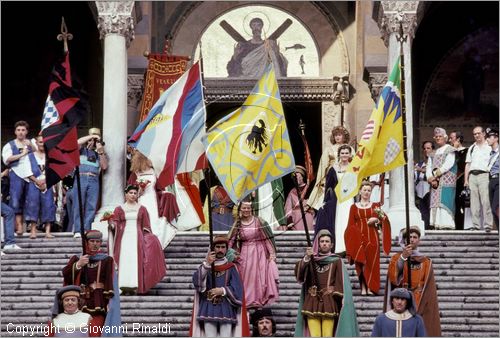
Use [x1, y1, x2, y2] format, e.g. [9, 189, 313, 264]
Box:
[1, 231, 498, 337]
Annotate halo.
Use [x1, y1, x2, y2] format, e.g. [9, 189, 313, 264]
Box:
[243, 11, 271, 37]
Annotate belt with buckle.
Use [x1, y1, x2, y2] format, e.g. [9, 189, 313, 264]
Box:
[89, 281, 104, 290]
[80, 172, 97, 177]
[214, 206, 231, 215]
[470, 170, 488, 176]
[490, 173, 499, 179]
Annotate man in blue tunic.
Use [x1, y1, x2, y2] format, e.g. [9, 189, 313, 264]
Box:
[190, 235, 249, 337]
[371, 288, 427, 337]
[2, 121, 45, 235]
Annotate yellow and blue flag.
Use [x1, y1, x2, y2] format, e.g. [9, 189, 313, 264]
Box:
[336, 57, 406, 202]
[203, 63, 295, 203]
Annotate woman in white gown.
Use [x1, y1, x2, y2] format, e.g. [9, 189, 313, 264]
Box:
[332, 145, 354, 254]
[109, 185, 166, 295]
[309, 126, 354, 211]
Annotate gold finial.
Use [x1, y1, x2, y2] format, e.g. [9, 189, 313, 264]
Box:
[57, 17, 73, 53]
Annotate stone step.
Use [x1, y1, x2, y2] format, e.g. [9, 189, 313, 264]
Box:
[4, 299, 498, 314]
[1, 264, 498, 280]
[4, 269, 500, 283]
[3, 249, 499, 261]
[1, 232, 498, 337]
[2, 274, 498, 292]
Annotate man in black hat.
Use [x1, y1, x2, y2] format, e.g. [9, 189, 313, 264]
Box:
[251, 307, 276, 337]
[190, 235, 249, 337]
[62, 229, 120, 332]
[386, 226, 441, 336]
[371, 288, 426, 337]
[486, 127, 499, 228]
[47, 285, 93, 336]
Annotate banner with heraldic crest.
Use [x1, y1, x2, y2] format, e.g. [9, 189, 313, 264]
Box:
[139, 51, 190, 122]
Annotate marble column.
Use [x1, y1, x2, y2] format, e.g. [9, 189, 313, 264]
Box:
[94, 1, 135, 237]
[376, 1, 425, 238]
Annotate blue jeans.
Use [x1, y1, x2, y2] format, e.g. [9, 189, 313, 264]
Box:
[24, 182, 56, 224]
[72, 175, 99, 233]
[8, 171, 28, 214]
[2, 202, 16, 245]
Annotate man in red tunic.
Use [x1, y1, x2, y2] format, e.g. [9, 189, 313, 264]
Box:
[385, 226, 441, 336]
[62, 230, 117, 333]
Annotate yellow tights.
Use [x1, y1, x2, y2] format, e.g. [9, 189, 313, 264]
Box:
[307, 317, 334, 337]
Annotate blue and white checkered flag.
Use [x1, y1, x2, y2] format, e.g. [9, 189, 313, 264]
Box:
[41, 95, 59, 131]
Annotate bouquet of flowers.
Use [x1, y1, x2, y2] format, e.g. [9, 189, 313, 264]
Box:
[374, 207, 386, 228]
[374, 207, 386, 220]
[135, 179, 151, 190]
[100, 211, 114, 222]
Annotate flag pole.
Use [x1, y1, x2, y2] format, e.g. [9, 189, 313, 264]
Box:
[291, 172, 321, 295]
[292, 120, 321, 295]
[75, 167, 86, 254]
[397, 20, 411, 289]
[198, 41, 216, 291]
[57, 17, 86, 254]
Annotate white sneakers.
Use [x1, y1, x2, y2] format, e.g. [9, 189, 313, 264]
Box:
[3, 244, 22, 250]
[73, 233, 82, 238]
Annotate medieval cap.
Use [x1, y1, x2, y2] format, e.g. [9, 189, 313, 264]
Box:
[390, 288, 412, 300]
[125, 184, 139, 193]
[85, 229, 103, 240]
[213, 235, 229, 245]
[401, 225, 422, 239]
[295, 165, 307, 178]
[251, 307, 274, 324]
[316, 229, 333, 240]
[57, 285, 82, 301]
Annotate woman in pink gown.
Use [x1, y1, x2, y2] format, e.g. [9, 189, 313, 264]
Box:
[228, 201, 279, 309]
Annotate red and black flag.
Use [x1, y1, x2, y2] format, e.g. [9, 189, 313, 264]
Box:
[41, 51, 85, 188]
[301, 132, 315, 184]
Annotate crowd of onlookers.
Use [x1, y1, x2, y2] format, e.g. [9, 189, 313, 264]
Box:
[2, 122, 498, 257]
[414, 126, 499, 232]
[1, 121, 107, 254]
[1, 120, 498, 337]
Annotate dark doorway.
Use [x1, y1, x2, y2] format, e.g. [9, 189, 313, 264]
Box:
[1, 2, 102, 144]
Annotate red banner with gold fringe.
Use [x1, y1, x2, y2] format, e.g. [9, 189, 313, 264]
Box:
[139, 54, 190, 122]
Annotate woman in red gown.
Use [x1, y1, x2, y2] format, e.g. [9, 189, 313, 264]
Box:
[344, 181, 391, 295]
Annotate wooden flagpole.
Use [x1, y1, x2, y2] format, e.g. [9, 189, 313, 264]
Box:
[397, 20, 412, 289]
[198, 41, 217, 291]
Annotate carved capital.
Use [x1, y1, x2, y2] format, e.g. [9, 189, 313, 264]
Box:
[96, 1, 135, 46]
[367, 72, 388, 103]
[375, 1, 419, 47]
[127, 74, 144, 107]
[332, 74, 350, 104]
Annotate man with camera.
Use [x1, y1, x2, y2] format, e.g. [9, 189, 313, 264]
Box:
[71, 128, 108, 238]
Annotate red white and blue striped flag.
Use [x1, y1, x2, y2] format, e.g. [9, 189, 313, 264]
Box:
[129, 61, 207, 188]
